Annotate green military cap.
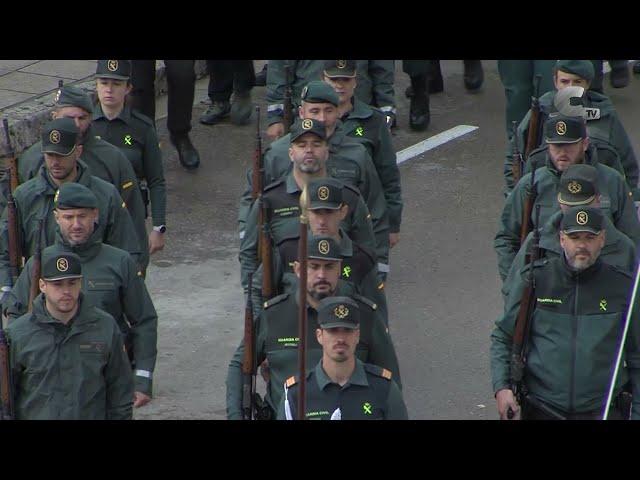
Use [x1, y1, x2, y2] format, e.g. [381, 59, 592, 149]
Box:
[55, 182, 99, 210]
[323, 60, 357, 78]
[544, 114, 587, 144]
[42, 251, 83, 281]
[317, 296, 360, 329]
[307, 177, 343, 210]
[555, 60, 595, 83]
[54, 84, 94, 114]
[557, 164, 598, 206]
[41, 117, 79, 156]
[300, 80, 339, 106]
[307, 234, 342, 261]
[290, 118, 327, 143]
[561, 206, 603, 235]
[96, 59, 131, 80]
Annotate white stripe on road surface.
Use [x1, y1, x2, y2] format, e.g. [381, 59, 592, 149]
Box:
[396, 125, 479, 165]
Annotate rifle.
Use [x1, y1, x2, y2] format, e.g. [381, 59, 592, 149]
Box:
[27, 219, 44, 312]
[251, 106, 274, 300]
[524, 74, 542, 159]
[508, 205, 542, 419]
[0, 327, 14, 420]
[519, 157, 537, 245]
[511, 121, 524, 185]
[296, 186, 309, 420]
[282, 63, 293, 134]
[2, 119, 22, 285]
[241, 274, 256, 420]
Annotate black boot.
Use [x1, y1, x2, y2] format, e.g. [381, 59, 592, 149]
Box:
[409, 75, 430, 131]
[609, 61, 630, 88]
[199, 100, 231, 125]
[427, 60, 444, 94]
[171, 133, 200, 170]
[463, 60, 484, 91]
[254, 63, 268, 87]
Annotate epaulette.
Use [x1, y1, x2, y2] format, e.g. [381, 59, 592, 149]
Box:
[520, 258, 548, 275]
[342, 182, 362, 197]
[364, 363, 392, 381]
[352, 293, 377, 311]
[276, 233, 300, 246]
[608, 264, 634, 280]
[285, 375, 297, 388]
[130, 109, 155, 127]
[263, 292, 289, 310]
[263, 177, 286, 193]
[527, 144, 548, 159]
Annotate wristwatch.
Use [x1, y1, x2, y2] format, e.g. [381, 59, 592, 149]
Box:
[153, 225, 166, 234]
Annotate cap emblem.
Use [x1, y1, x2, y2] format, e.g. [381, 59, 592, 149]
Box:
[49, 130, 61, 144]
[318, 186, 330, 201]
[56, 258, 69, 272]
[567, 181, 582, 194]
[556, 121, 567, 136]
[108, 60, 119, 72]
[302, 119, 313, 130]
[576, 211, 588, 225]
[318, 240, 330, 255]
[334, 304, 349, 319]
[337, 60, 347, 69]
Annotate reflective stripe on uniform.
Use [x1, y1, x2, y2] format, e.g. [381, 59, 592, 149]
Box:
[135, 369, 152, 379]
[268, 104, 284, 113]
[378, 263, 390, 273]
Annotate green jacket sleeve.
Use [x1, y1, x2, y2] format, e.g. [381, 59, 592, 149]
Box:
[238, 168, 255, 240]
[225, 313, 266, 420]
[357, 266, 389, 327]
[385, 379, 409, 419]
[626, 298, 640, 419]
[121, 255, 158, 396]
[608, 113, 639, 197]
[4, 256, 32, 319]
[494, 180, 528, 281]
[119, 166, 149, 272]
[239, 198, 261, 292]
[367, 60, 396, 115]
[609, 176, 640, 246]
[372, 114, 402, 232]
[142, 126, 166, 226]
[368, 310, 402, 389]
[104, 189, 142, 266]
[17, 143, 43, 185]
[105, 321, 134, 420]
[501, 233, 533, 305]
[503, 110, 531, 194]
[490, 264, 528, 394]
[344, 195, 377, 257]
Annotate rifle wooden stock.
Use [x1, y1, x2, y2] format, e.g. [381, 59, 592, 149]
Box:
[296, 187, 309, 420]
[511, 121, 524, 185]
[6, 192, 21, 285]
[0, 328, 14, 420]
[283, 64, 292, 135]
[28, 219, 44, 312]
[259, 203, 274, 300]
[524, 75, 542, 159]
[519, 165, 537, 245]
[242, 274, 256, 420]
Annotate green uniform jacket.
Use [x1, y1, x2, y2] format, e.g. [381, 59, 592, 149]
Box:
[494, 148, 640, 281]
[17, 130, 150, 271]
[502, 211, 637, 302]
[239, 122, 390, 272]
[91, 105, 167, 227]
[239, 172, 377, 290]
[5, 228, 157, 395]
[0, 160, 141, 289]
[225, 289, 401, 419]
[342, 98, 402, 233]
[6, 293, 133, 420]
[250, 229, 388, 324]
[266, 60, 396, 125]
[491, 256, 640, 417]
[504, 90, 638, 196]
[276, 359, 408, 420]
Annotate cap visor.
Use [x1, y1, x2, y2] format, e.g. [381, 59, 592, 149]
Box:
[41, 144, 77, 156]
[95, 73, 130, 80]
[320, 321, 358, 329]
[545, 137, 582, 144]
[43, 274, 83, 282]
[308, 254, 342, 261]
[308, 202, 341, 210]
[562, 227, 601, 235]
[324, 70, 356, 78]
[557, 192, 596, 206]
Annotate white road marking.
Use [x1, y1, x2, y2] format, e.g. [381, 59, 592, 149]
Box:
[396, 125, 479, 165]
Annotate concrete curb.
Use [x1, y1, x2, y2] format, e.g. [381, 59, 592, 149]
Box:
[0, 60, 208, 157]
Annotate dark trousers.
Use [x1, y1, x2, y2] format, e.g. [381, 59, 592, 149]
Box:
[130, 60, 196, 136]
[522, 396, 627, 420]
[206, 60, 255, 102]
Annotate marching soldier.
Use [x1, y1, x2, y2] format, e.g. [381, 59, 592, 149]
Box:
[227, 235, 401, 420]
[4, 183, 157, 407]
[491, 206, 640, 420]
[239, 118, 377, 291]
[5, 251, 133, 419]
[0, 118, 141, 299]
[494, 114, 640, 282]
[502, 164, 637, 302]
[92, 60, 167, 261]
[321, 60, 403, 249]
[504, 60, 638, 196]
[277, 296, 408, 420]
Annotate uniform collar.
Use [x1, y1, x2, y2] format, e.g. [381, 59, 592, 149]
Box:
[32, 293, 95, 329]
[343, 98, 373, 121]
[285, 171, 301, 194]
[93, 103, 131, 122]
[54, 226, 103, 261]
[315, 358, 369, 390]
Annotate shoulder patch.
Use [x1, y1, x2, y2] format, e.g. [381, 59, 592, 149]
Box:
[263, 177, 286, 193]
[364, 363, 392, 381]
[286, 376, 297, 388]
[122, 181, 134, 190]
[264, 292, 290, 309]
[352, 293, 377, 311]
